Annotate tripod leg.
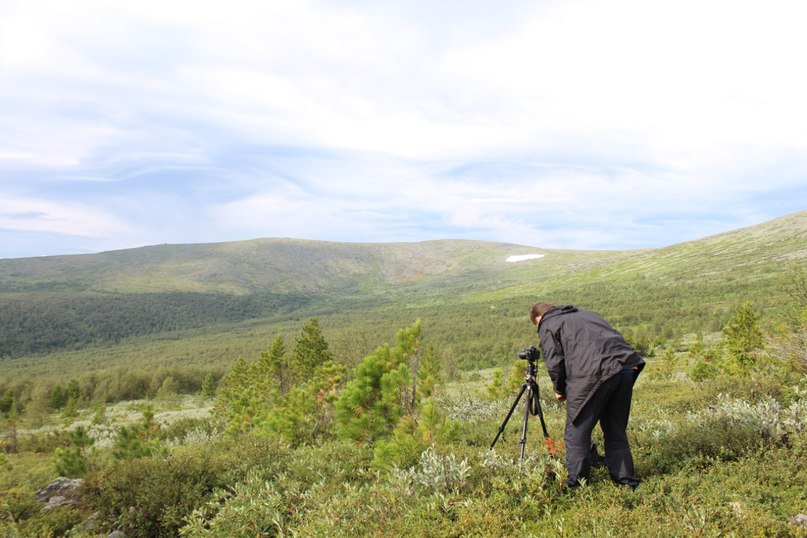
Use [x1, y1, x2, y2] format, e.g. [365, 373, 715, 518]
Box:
[490, 383, 527, 449]
[531, 380, 550, 438]
[520, 384, 532, 460]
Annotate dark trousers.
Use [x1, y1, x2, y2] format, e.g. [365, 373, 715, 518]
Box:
[564, 372, 639, 488]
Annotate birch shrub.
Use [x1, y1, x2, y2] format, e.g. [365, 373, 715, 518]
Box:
[388, 445, 471, 496]
[633, 386, 806, 475]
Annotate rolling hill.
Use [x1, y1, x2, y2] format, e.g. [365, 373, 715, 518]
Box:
[0, 210, 804, 371]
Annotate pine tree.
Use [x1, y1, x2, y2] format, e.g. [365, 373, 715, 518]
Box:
[336, 322, 420, 442]
[213, 326, 338, 437]
[690, 347, 720, 381]
[66, 379, 81, 404]
[0, 389, 14, 416]
[688, 331, 705, 360]
[372, 397, 457, 471]
[214, 358, 262, 434]
[658, 346, 677, 380]
[290, 318, 332, 385]
[721, 301, 764, 375]
[372, 415, 421, 470]
[416, 344, 441, 402]
[486, 369, 508, 400]
[156, 376, 179, 406]
[50, 384, 67, 410]
[257, 335, 287, 395]
[200, 373, 217, 400]
[777, 266, 807, 331]
[337, 345, 400, 442]
[507, 360, 525, 393]
[61, 396, 79, 420]
[91, 400, 107, 425]
[54, 426, 94, 477]
[26, 385, 51, 428]
[398, 319, 423, 415]
[112, 406, 162, 459]
[261, 360, 347, 446]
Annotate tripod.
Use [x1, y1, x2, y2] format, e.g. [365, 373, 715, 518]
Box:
[490, 357, 551, 460]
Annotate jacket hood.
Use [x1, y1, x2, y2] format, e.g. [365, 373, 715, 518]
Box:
[538, 305, 577, 330]
[552, 305, 578, 316]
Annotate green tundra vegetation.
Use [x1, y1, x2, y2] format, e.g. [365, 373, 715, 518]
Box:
[0, 210, 805, 536]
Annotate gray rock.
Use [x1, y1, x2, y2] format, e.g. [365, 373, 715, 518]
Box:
[790, 514, 807, 528]
[35, 477, 83, 504]
[44, 494, 84, 511]
[108, 531, 127, 538]
[35, 477, 86, 511]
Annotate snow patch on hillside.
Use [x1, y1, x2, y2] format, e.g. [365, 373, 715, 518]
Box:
[506, 254, 545, 263]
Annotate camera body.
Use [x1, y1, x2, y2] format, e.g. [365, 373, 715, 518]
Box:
[518, 345, 541, 362]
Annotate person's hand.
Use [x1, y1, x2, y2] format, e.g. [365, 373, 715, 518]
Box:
[555, 393, 566, 402]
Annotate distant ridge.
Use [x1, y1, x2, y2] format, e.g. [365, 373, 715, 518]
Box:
[0, 238, 549, 294]
[0, 210, 804, 360]
[2, 210, 804, 293]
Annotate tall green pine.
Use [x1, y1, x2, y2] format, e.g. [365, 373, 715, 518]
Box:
[261, 360, 346, 446]
[722, 301, 764, 375]
[55, 426, 94, 477]
[257, 335, 287, 394]
[200, 373, 217, 400]
[417, 344, 441, 402]
[290, 318, 332, 385]
[215, 358, 262, 433]
[336, 321, 422, 443]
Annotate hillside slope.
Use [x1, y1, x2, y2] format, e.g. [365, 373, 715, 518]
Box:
[0, 238, 556, 294]
[0, 210, 804, 361]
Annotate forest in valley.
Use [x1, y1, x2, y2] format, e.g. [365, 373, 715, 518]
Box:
[0, 212, 805, 536]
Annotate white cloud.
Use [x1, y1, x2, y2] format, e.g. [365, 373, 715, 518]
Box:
[0, 194, 134, 238]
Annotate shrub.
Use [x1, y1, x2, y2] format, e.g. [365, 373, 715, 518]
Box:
[18, 430, 74, 454]
[389, 445, 470, 496]
[19, 506, 85, 537]
[179, 471, 286, 537]
[0, 487, 41, 523]
[83, 446, 229, 538]
[633, 389, 807, 476]
[178, 439, 374, 536]
[688, 392, 806, 442]
[159, 416, 220, 444]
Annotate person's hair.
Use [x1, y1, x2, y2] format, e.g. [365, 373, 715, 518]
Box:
[530, 302, 555, 321]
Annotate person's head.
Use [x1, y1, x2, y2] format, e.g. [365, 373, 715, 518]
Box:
[530, 302, 555, 327]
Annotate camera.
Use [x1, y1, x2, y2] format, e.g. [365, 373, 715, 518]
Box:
[518, 345, 541, 362]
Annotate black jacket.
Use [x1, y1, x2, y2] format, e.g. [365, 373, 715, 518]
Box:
[537, 305, 644, 423]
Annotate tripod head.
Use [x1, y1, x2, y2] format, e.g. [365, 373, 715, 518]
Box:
[517, 345, 541, 362]
[518, 345, 540, 379]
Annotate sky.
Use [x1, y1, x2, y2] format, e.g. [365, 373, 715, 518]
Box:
[1, 0, 805, 259]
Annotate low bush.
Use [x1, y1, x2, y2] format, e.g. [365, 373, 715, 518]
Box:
[17, 429, 74, 454]
[0, 487, 41, 523]
[19, 506, 85, 537]
[179, 439, 375, 536]
[159, 416, 222, 447]
[83, 445, 231, 537]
